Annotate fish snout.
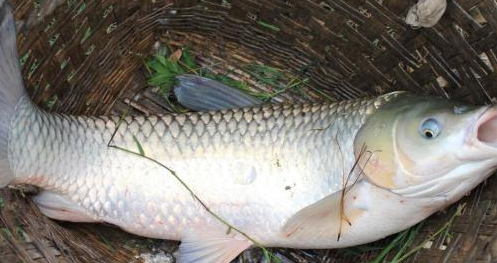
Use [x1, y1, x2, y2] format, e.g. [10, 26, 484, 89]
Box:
[475, 106, 497, 148]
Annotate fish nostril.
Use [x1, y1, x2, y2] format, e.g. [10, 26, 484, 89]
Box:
[478, 114, 497, 145]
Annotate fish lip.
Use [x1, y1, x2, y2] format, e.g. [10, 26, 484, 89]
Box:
[472, 106, 497, 150]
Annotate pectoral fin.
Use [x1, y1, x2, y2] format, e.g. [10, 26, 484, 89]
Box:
[174, 74, 261, 111]
[282, 181, 370, 240]
[177, 228, 253, 263]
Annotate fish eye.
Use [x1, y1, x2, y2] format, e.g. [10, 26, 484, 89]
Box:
[420, 118, 441, 139]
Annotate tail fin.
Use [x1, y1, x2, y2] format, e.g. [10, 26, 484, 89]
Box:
[0, 0, 26, 187]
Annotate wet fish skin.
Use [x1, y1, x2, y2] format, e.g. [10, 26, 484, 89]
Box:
[9, 93, 394, 246]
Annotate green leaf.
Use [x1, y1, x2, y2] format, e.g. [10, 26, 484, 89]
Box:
[370, 230, 409, 263]
[212, 74, 247, 90]
[263, 249, 271, 262]
[147, 59, 168, 74]
[132, 135, 145, 156]
[273, 256, 282, 263]
[157, 55, 168, 67]
[1, 227, 11, 237]
[257, 21, 281, 32]
[157, 46, 169, 57]
[157, 82, 174, 97]
[245, 64, 284, 87]
[181, 46, 198, 69]
[148, 74, 175, 85]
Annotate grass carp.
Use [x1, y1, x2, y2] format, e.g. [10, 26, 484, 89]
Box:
[1, 2, 497, 262]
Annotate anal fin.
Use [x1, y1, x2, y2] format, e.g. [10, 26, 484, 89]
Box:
[33, 191, 98, 222]
[177, 228, 253, 263]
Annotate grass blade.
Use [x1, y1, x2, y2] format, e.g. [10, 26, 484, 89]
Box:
[132, 135, 145, 156]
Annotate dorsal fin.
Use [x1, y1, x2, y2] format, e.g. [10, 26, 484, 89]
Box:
[174, 74, 261, 111]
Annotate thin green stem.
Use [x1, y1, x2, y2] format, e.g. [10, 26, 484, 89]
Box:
[270, 78, 309, 98]
[393, 203, 466, 263]
[370, 226, 409, 263]
[308, 86, 334, 101]
[391, 222, 424, 262]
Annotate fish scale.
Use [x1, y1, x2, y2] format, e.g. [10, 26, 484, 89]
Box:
[7, 94, 397, 245]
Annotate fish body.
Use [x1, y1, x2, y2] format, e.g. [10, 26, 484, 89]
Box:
[9, 92, 394, 247]
[2, 2, 497, 262]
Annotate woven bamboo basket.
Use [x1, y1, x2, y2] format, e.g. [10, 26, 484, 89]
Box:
[1, 0, 497, 262]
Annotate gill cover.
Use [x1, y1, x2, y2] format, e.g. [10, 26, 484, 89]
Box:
[353, 94, 409, 189]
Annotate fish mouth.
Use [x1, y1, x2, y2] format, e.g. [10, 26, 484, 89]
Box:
[476, 106, 497, 147]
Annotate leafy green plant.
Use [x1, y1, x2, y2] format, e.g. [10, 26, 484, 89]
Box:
[146, 51, 186, 98]
[145, 45, 308, 105]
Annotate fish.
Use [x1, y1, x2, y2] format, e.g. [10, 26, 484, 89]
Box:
[1, 2, 497, 262]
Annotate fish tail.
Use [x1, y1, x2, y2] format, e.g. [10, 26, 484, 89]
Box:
[0, 0, 27, 187]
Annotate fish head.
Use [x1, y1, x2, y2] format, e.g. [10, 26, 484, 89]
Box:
[355, 93, 497, 200]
